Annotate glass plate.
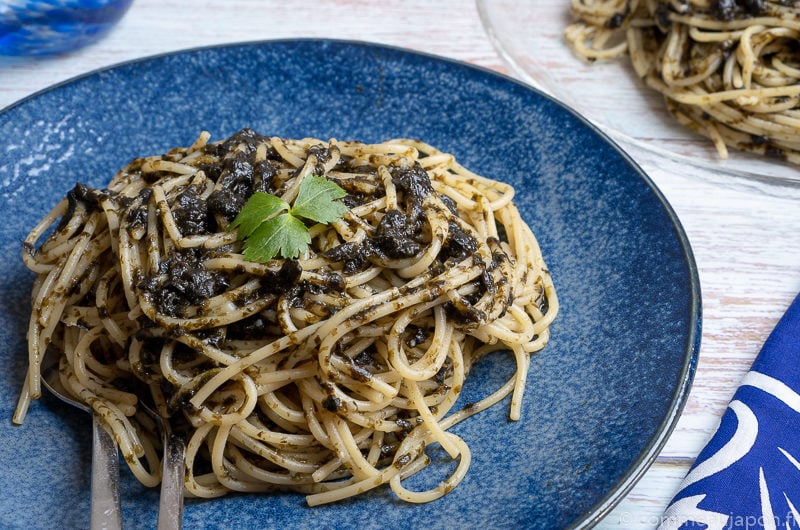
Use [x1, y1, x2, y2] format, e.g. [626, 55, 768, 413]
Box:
[477, 0, 800, 184]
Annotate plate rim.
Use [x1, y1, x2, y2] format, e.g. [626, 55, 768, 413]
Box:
[0, 37, 702, 529]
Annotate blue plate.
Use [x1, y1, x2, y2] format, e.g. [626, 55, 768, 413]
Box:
[0, 40, 700, 529]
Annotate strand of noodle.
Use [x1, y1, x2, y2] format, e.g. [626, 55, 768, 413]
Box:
[251, 362, 316, 387]
[188, 326, 321, 409]
[62, 365, 148, 471]
[388, 432, 471, 503]
[324, 413, 380, 480]
[335, 140, 418, 160]
[185, 424, 228, 498]
[300, 392, 333, 449]
[366, 430, 385, 466]
[387, 303, 452, 382]
[772, 56, 800, 78]
[688, 26, 744, 42]
[235, 417, 316, 450]
[95, 270, 129, 347]
[444, 379, 517, 432]
[188, 130, 211, 152]
[669, 14, 800, 32]
[159, 342, 193, 387]
[11, 370, 32, 424]
[144, 195, 162, 273]
[117, 212, 144, 310]
[533, 284, 560, 335]
[193, 373, 259, 427]
[305, 467, 398, 506]
[269, 137, 306, 167]
[261, 392, 306, 424]
[211, 425, 285, 493]
[21, 198, 68, 272]
[140, 159, 198, 175]
[71, 325, 120, 379]
[432, 338, 467, 418]
[394, 201, 449, 278]
[380, 165, 398, 211]
[28, 215, 102, 395]
[225, 443, 327, 487]
[125, 415, 163, 488]
[171, 332, 240, 367]
[25, 263, 62, 399]
[311, 457, 345, 483]
[151, 183, 237, 249]
[479, 195, 499, 239]
[305, 432, 427, 506]
[508, 344, 530, 421]
[661, 23, 688, 86]
[404, 379, 459, 457]
[627, 27, 653, 77]
[327, 355, 400, 400]
[738, 24, 766, 88]
[35, 209, 90, 260]
[281, 155, 316, 204]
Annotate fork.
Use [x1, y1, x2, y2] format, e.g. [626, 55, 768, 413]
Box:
[41, 349, 122, 530]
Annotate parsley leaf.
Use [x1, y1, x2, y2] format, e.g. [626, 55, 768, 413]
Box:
[230, 192, 289, 238]
[232, 175, 349, 262]
[242, 213, 310, 261]
[292, 175, 349, 224]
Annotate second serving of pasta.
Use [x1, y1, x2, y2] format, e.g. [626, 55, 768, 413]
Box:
[566, 0, 800, 163]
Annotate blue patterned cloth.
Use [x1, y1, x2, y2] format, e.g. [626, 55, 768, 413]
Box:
[0, 0, 133, 56]
[660, 293, 800, 530]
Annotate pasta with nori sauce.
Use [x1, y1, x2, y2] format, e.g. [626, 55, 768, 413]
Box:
[566, 0, 800, 163]
[13, 129, 557, 504]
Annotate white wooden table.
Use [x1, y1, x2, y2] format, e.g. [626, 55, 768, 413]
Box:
[2, 1, 798, 528]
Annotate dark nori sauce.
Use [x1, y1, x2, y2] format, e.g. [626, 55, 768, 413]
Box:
[654, 3, 672, 31]
[323, 241, 371, 274]
[323, 395, 343, 412]
[439, 220, 478, 263]
[172, 185, 212, 235]
[125, 188, 153, 231]
[390, 161, 435, 199]
[404, 325, 429, 348]
[371, 209, 422, 259]
[204, 128, 280, 222]
[56, 182, 107, 232]
[139, 248, 230, 317]
[710, 0, 767, 20]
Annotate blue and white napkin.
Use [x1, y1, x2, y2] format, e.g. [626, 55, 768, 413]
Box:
[660, 293, 800, 530]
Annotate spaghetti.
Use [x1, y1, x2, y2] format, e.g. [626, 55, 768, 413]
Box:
[13, 129, 557, 504]
[565, 0, 800, 163]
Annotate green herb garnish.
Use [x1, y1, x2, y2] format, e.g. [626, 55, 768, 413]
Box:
[231, 175, 349, 262]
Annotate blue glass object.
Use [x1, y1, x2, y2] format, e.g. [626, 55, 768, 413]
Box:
[0, 0, 133, 56]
